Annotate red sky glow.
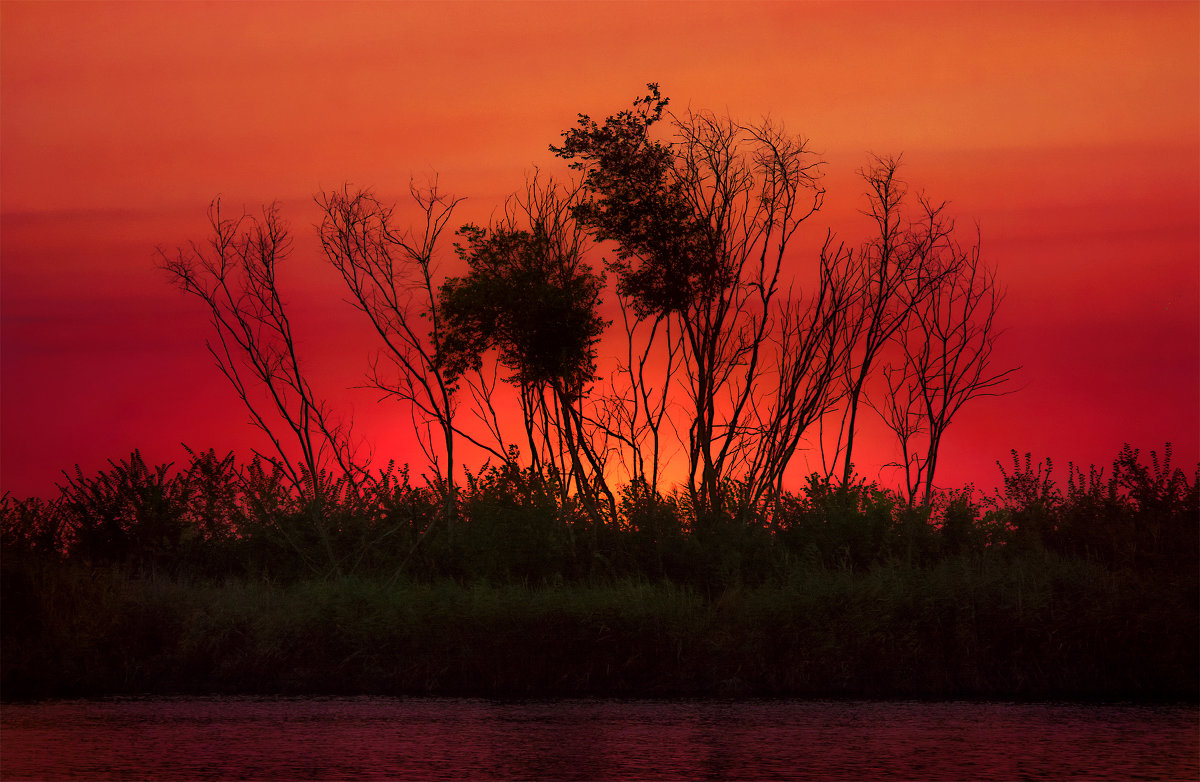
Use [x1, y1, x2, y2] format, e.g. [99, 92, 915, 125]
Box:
[2, 0, 1197, 499]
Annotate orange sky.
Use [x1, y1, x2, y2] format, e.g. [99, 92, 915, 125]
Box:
[3, 0, 1198, 498]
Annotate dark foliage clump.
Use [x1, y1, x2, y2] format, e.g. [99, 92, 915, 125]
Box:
[438, 224, 606, 395]
[551, 83, 725, 317]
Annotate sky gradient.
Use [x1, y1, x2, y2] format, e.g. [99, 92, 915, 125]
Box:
[3, 0, 1197, 499]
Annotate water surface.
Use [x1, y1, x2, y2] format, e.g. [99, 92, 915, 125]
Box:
[3, 697, 1196, 780]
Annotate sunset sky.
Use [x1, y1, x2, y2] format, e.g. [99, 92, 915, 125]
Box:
[2, 0, 1197, 499]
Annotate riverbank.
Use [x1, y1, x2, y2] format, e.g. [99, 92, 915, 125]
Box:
[3, 554, 1195, 702]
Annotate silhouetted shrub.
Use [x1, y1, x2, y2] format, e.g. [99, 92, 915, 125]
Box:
[1, 494, 66, 560]
[936, 488, 986, 556]
[617, 478, 687, 579]
[1053, 444, 1198, 573]
[58, 450, 194, 575]
[772, 473, 905, 572]
[983, 451, 1061, 551]
[453, 458, 578, 583]
[3, 442, 1194, 587]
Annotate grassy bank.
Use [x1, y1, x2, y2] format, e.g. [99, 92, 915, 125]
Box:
[4, 553, 1195, 701]
[3, 444, 1195, 701]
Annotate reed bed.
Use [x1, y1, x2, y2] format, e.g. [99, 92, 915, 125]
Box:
[4, 556, 1193, 701]
[3, 443, 1195, 701]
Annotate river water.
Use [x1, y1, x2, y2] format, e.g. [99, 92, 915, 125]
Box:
[2, 697, 1196, 780]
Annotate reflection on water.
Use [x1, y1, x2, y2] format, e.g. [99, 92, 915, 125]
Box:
[2, 697, 1196, 780]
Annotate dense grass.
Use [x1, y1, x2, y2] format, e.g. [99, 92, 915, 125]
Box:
[2, 444, 1196, 701]
[3, 554, 1194, 701]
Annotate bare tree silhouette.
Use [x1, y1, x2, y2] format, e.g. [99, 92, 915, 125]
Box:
[318, 181, 469, 530]
[823, 156, 959, 486]
[156, 87, 1023, 546]
[554, 84, 829, 516]
[594, 289, 683, 496]
[736, 233, 858, 514]
[159, 200, 360, 576]
[877, 235, 1018, 503]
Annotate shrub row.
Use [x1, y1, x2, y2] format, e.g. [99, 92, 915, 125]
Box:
[3, 444, 1195, 587]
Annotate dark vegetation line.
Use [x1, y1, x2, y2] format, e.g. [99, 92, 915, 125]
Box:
[2, 86, 1195, 700]
[2, 443, 1196, 586]
[2, 443, 1196, 700]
